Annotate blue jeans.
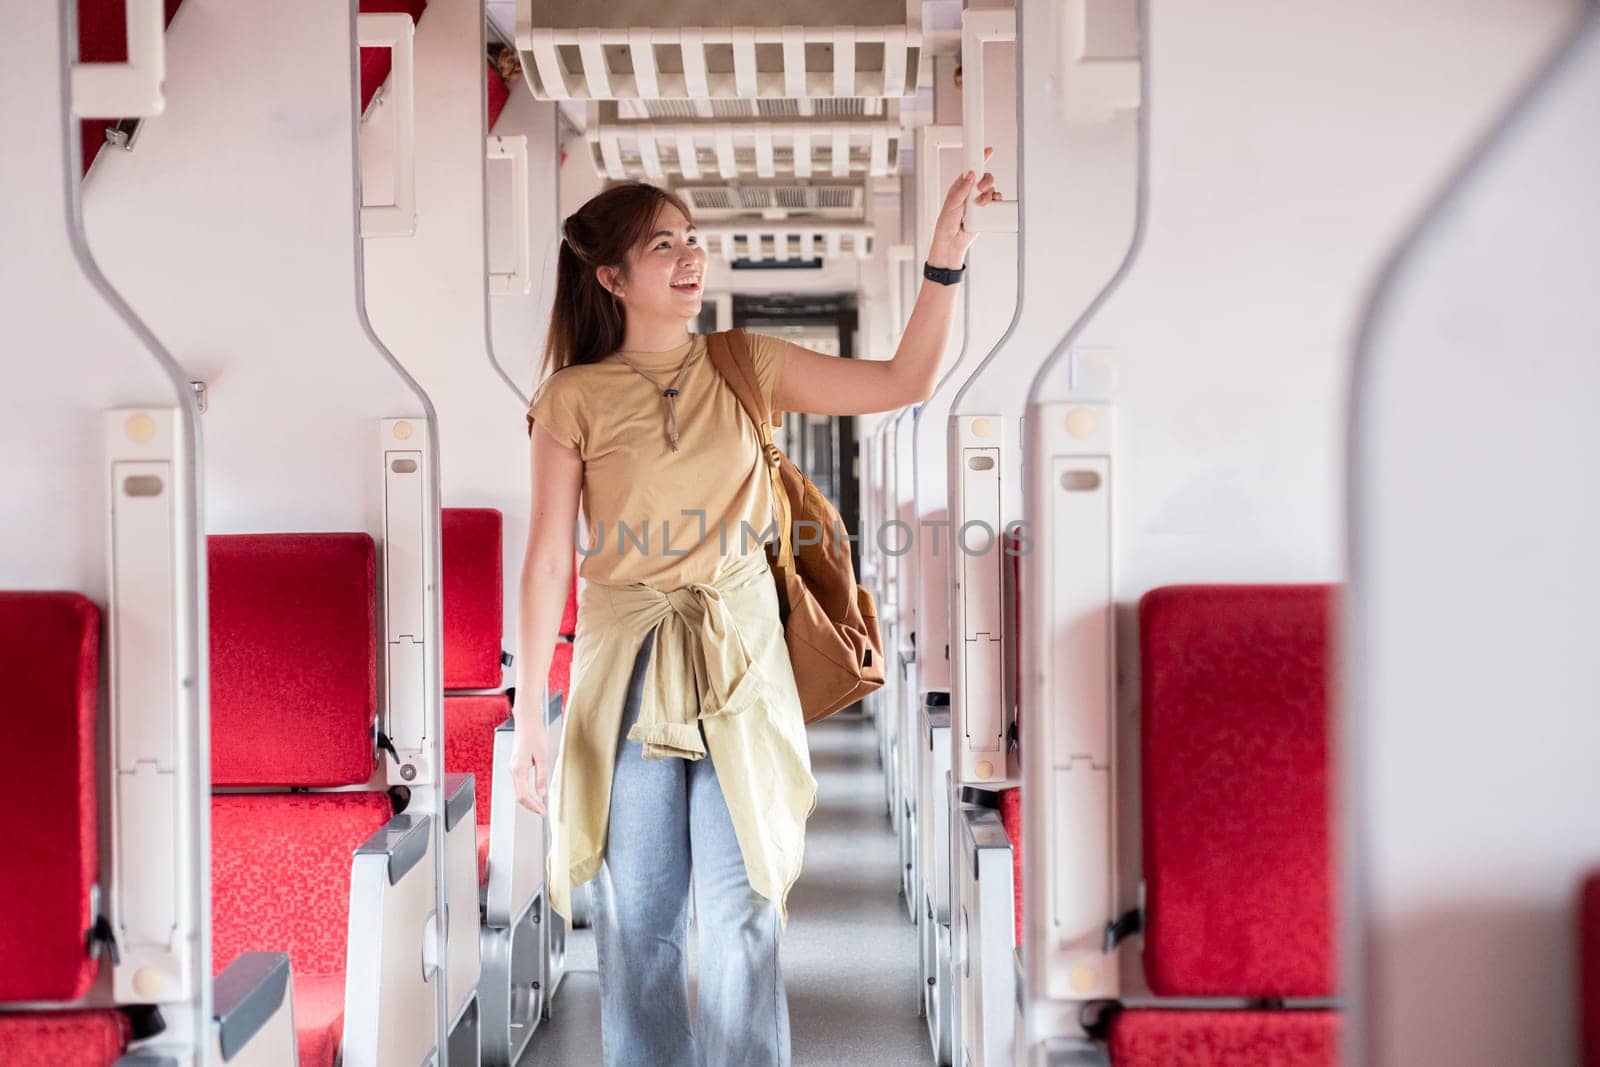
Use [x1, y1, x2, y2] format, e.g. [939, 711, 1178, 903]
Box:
[591, 628, 792, 1067]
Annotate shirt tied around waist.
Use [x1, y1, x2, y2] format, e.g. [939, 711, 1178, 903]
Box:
[543, 550, 817, 929]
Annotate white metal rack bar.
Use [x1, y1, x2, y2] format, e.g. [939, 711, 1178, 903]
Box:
[514, 22, 921, 101]
[588, 112, 904, 181]
[960, 8, 1019, 234]
[358, 12, 418, 239]
[71, 0, 167, 118]
[487, 135, 531, 296]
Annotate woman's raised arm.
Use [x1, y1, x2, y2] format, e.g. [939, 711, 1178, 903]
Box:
[772, 152, 1000, 418]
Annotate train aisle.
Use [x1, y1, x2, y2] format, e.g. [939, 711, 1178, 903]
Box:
[523, 714, 931, 1065]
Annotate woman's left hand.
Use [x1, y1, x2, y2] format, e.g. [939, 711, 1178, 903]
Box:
[928, 146, 1001, 270]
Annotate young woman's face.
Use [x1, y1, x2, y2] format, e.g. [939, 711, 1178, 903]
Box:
[611, 204, 706, 324]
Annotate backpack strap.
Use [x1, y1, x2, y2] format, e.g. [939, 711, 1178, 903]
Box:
[706, 329, 768, 430]
[707, 331, 794, 573]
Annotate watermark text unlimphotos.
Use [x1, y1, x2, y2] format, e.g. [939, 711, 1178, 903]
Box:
[573, 510, 1033, 558]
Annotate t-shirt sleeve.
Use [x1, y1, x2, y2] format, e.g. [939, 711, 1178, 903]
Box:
[525, 372, 584, 454]
[742, 329, 791, 418]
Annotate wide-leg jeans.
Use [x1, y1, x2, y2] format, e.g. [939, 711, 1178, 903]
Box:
[590, 627, 792, 1067]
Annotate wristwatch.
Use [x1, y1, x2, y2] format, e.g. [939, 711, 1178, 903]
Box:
[923, 261, 966, 286]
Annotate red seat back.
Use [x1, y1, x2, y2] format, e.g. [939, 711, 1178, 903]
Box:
[487, 63, 510, 129]
[1584, 872, 1600, 1067]
[209, 534, 378, 788]
[208, 534, 391, 981]
[1138, 584, 1337, 998]
[441, 508, 504, 690]
[0, 593, 102, 1003]
[548, 641, 573, 700]
[999, 787, 1022, 947]
[443, 695, 511, 830]
[561, 581, 578, 638]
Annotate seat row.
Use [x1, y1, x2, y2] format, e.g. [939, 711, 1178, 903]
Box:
[1, 510, 576, 1066]
[882, 557, 1343, 1064]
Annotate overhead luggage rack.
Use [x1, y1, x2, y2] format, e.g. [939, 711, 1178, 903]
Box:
[678, 180, 866, 220]
[588, 101, 903, 181]
[699, 221, 874, 262]
[514, 0, 921, 101]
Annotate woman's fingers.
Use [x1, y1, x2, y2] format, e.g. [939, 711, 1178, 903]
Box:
[943, 170, 976, 213]
[508, 758, 547, 815]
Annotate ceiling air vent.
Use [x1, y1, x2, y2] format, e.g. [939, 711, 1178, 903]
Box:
[675, 181, 866, 221]
[688, 187, 735, 212]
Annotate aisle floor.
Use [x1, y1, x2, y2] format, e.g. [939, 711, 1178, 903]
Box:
[521, 713, 933, 1065]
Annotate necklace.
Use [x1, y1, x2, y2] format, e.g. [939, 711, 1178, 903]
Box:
[615, 340, 704, 452]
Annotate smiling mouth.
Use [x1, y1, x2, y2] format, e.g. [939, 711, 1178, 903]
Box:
[671, 275, 702, 293]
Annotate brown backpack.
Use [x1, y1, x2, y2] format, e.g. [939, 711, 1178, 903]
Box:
[706, 330, 885, 724]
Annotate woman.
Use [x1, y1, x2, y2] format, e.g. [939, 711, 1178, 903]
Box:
[509, 159, 999, 1066]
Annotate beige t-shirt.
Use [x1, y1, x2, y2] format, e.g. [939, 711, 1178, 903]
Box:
[526, 329, 788, 590]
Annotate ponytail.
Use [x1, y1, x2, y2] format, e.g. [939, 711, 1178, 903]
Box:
[541, 182, 695, 377]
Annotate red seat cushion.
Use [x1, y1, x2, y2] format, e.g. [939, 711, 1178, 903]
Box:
[0, 592, 101, 1002]
[1583, 872, 1600, 1067]
[477, 825, 492, 885]
[209, 534, 378, 787]
[444, 695, 510, 830]
[0, 1010, 131, 1066]
[998, 788, 1022, 947]
[1109, 1010, 1339, 1066]
[1138, 585, 1336, 998]
[292, 973, 348, 1067]
[549, 641, 573, 699]
[212, 792, 394, 992]
[441, 509, 504, 690]
[357, 0, 429, 112]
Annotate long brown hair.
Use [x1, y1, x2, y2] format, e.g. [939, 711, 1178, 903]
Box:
[541, 182, 695, 376]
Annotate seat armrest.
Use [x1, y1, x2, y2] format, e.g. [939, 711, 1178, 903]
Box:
[959, 807, 1019, 1065]
[344, 812, 439, 1066]
[212, 951, 297, 1064]
[1040, 1037, 1111, 1065]
[486, 718, 547, 927]
[356, 810, 432, 884]
[442, 771, 483, 1024]
[444, 771, 475, 833]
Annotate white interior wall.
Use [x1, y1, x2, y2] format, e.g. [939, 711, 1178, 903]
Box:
[83, 0, 431, 536]
[557, 135, 605, 235]
[1349, 13, 1600, 1065]
[1073, 0, 1582, 598]
[1, 8, 196, 596]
